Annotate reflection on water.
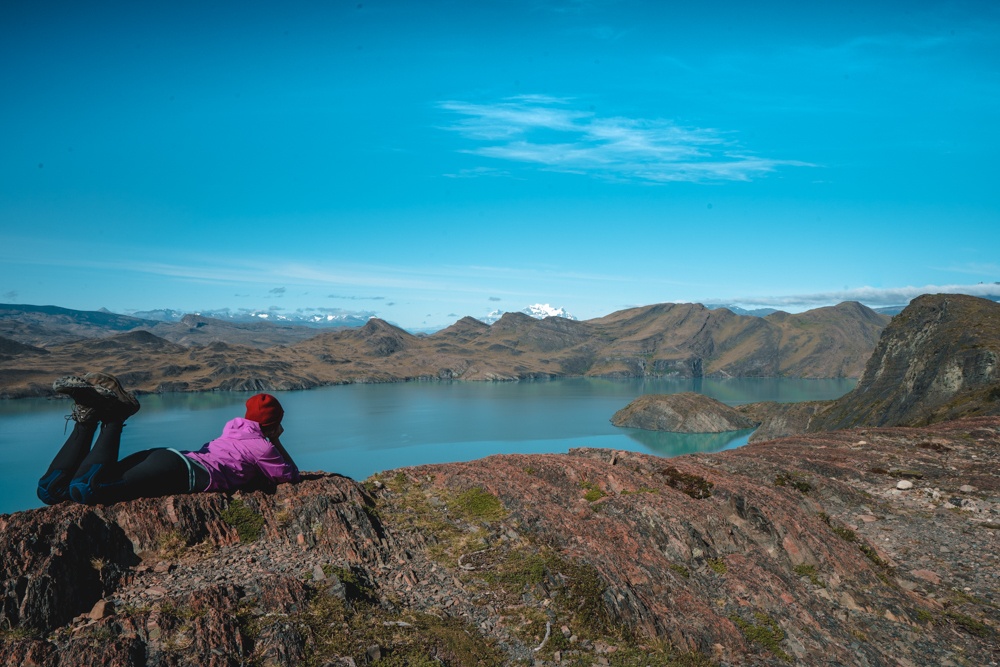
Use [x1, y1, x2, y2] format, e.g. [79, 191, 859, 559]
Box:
[623, 428, 755, 455]
[0, 377, 854, 514]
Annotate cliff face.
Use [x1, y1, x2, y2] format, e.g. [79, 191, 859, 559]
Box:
[0, 301, 889, 398]
[809, 294, 1000, 431]
[2, 417, 997, 666]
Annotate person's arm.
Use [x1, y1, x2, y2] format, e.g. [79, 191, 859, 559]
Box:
[269, 435, 299, 475]
[261, 423, 300, 482]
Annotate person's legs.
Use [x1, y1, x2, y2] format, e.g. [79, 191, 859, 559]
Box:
[47, 372, 143, 504]
[68, 420, 125, 504]
[71, 447, 191, 505]
[37, 415, 98, 505]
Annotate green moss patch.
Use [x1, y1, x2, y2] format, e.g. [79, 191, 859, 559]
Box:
[373, 476, 504, 566]
[944, 611, 994, 638]
[669, 563, 691, 578]
[729, 611, 791, 663]
[580, 480, 608, 502]
[793, 564, 825, 588]
[658, 467, 713, 499]
[453, 487, 507, 522]
[773, 472, 812, 493]
[221, 498, 265, 542]
[295, 589, 506, 667]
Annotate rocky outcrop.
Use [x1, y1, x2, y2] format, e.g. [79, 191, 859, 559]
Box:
[809, 294, 1000, 431]
[731, 295, 1000, 443]
[2, 418, 997, 666]
[612, 392, 759, 432]
[736, 400, 832, 443]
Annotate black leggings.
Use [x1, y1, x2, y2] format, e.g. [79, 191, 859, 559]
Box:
[38, 421, 210, 506]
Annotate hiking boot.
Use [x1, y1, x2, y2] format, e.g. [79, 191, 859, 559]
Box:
[53, 374, 140, 423]
[83, 372, 141, 422]
[52, 377, 97, 423]
[70, 403, 97, 424]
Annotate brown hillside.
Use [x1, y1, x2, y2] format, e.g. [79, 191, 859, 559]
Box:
[0, 302, 889, 397]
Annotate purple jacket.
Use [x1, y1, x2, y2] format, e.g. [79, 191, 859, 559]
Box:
[184, 418, 299, 492]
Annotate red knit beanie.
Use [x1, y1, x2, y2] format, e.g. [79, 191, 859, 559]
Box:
[245, 394, 284, 428]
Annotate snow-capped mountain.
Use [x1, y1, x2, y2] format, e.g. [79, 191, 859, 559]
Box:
[127, 308, 373, 328]
[479, 304, 577, 325]
[523, 303, 576, 319]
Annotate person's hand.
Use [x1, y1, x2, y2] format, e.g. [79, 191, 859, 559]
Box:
[264, 423, 284, 441]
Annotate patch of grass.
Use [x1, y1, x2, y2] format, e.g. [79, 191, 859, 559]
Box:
[524, 466, 537, 475]
[707, 558, 727, 575]
[659, 467, 713, 499]
[773, 472, 812, 493]
[0, 626, 41, 641]
[729, 612, 791, 663]
[620, 487, 657, 495]
[453, 487, 507, 522]
[832, 525, 856, 542]
[159, 601, 206, 622]
[793, 564, 825, 588]
[484, 550, 550, 592]
[606, 643, 716, 667]
[295, 589, 506, 667]
[329, 565, 377, 602]
[949, 589, 986, 606]
[944, 611, 993, 638]
[580, 480, 608, 503]
[377, 478, 498, 566]
[482, 547, 620, 641]
[156, 530, 189, 559]
[858, 543, 892, 571]
[273, 508, 293, 527]
[669, 563, 691, 578]
[221, 498, 266, 542]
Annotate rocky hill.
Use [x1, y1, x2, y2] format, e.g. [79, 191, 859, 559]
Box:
[612, 393, 759, 433]
[0, 301, 889, 398]
[1, 417, 996, 666]
[733, 295, 1000, 442]
[808, 294, 1000, 430]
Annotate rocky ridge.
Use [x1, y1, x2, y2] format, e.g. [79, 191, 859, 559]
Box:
[0, 301, 889, 398]
[1, 417, 997, 666]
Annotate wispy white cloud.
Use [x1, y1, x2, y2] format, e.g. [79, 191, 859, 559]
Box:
[938, 262, 1000, 277]
[720, 283, 1000, 310]
[438, 96, 812, 183]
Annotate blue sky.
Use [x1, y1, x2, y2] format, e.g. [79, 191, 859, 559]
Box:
[2, 0, 998, 330]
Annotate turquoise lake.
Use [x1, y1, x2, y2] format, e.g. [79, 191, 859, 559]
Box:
[0, 377, 855, 515]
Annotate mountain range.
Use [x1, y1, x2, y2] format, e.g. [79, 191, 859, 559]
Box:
[0, 300, 889, 398]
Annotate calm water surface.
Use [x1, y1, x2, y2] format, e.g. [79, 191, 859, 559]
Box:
[0, 377, 855, 514]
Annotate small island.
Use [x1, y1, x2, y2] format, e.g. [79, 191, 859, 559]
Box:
[611, 392, 759, 433]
